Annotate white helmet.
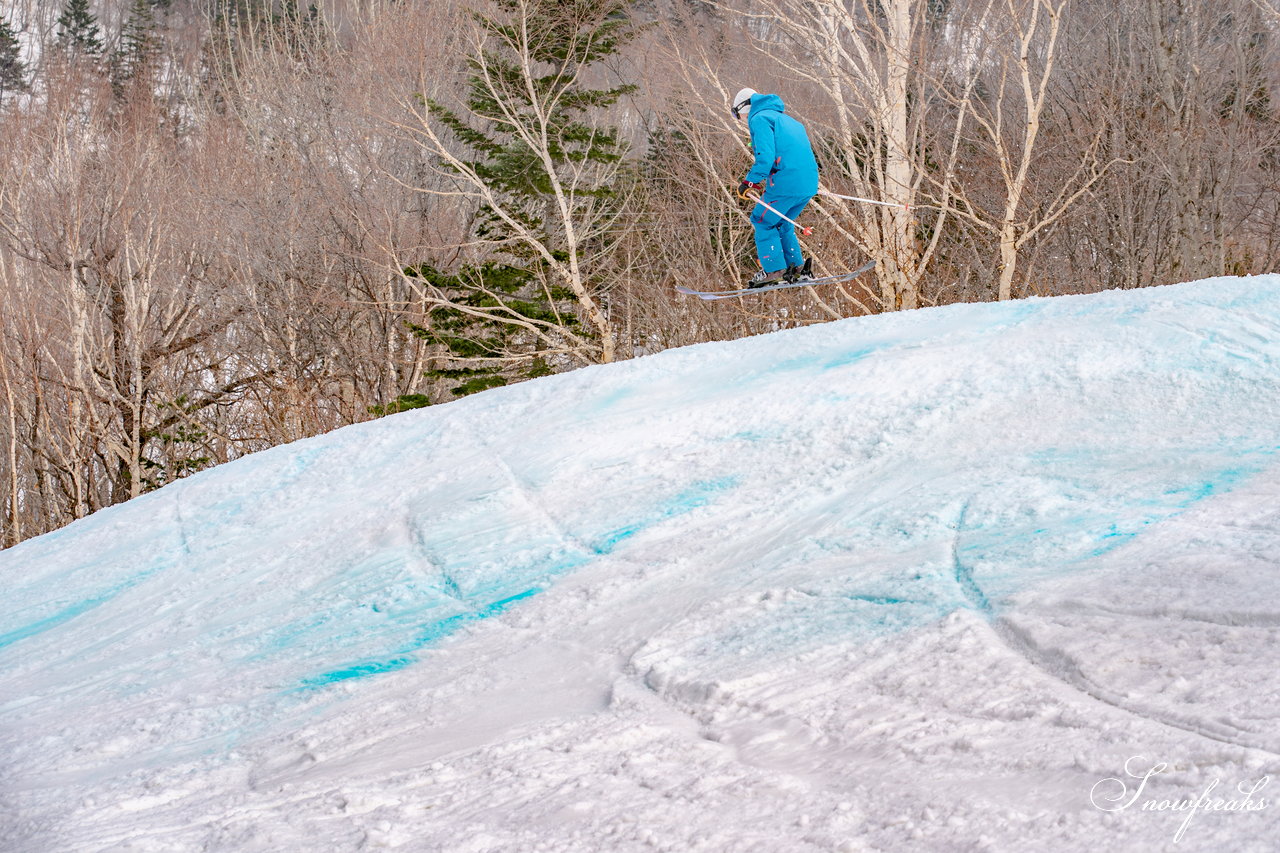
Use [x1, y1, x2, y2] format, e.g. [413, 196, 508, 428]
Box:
[731, 87, 757, 120]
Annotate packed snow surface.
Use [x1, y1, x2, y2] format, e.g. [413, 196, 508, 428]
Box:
[4, 277, 1280, 852]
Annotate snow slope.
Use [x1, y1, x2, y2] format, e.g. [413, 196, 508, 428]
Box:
[3, 277, 1280, 852]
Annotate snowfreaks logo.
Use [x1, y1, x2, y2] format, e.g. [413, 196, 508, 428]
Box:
[1090, 756, 1270, 843]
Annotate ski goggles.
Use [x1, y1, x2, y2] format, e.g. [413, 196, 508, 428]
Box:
[731, 96, 752, 120]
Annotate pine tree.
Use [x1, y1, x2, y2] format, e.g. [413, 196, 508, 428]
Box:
[0, 14, 27, 103]
[428, 0, 636, 251]
[55, 0, 103, 60]
[403, 0, 638, 397]
[277, 0, 322, 55]
[112, 0, 158, 95]
[399, 262, 565, 400]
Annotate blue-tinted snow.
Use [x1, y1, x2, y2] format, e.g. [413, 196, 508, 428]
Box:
[3, 276, 1280, 852]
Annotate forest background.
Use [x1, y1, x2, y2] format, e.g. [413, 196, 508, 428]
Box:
[1, 0, 1278, 548]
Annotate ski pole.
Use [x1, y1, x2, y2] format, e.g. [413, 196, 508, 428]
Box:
[819, 190, 911, 213]
[745, 192, 813, 235]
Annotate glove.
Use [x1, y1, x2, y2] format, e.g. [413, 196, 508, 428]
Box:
[738, 179, 764, 201]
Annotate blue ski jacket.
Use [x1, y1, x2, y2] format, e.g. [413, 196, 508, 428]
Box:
[743, 94, 819, 197]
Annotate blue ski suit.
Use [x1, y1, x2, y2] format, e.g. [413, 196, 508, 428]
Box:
[742, 94, 819, 273]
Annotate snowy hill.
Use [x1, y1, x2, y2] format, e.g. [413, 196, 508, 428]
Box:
[4, 277, 1280, 852]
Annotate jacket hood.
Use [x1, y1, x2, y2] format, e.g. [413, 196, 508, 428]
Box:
[748, 93, 786, 115]
[747, 93, 783, 115]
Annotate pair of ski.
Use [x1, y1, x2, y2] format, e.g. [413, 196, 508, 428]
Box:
[676, 259, 875, 301]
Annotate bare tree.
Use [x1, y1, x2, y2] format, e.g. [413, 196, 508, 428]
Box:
[942, 0, 1123, 299]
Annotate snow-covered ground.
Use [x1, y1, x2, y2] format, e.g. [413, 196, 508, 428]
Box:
[3, 277, 1280, 852]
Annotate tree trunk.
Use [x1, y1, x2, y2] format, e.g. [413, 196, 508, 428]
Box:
[884, 0, 920, 309]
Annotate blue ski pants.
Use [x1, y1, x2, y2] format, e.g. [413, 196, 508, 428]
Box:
[751, 193, 813, 273]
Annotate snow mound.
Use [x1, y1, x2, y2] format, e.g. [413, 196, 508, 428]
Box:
[4, 277, 1280, 851]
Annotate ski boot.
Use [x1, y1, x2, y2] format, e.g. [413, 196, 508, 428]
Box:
[784, 258, 814, 283]
[747, 268, 787, 288]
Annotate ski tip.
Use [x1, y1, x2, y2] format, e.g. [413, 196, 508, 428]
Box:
[675, 286, 727, 300]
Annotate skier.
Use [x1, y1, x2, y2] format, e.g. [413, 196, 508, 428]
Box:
[731, 87, 819, 288]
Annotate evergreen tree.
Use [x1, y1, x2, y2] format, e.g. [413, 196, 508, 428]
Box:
[208, 0, 320, 54]
[427, 0, 636, 249]
[112, 0, 159, 95]
[0, 14, 27, 104]
[55, 0, 103, 60]
[402, 0, 638, 398]
[399, 262, 563, 400]
[277, 0, 322, 54]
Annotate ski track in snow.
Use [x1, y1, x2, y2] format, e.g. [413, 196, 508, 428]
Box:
[4, 276, 1280, 851]
[952, 493, 1280, 758]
